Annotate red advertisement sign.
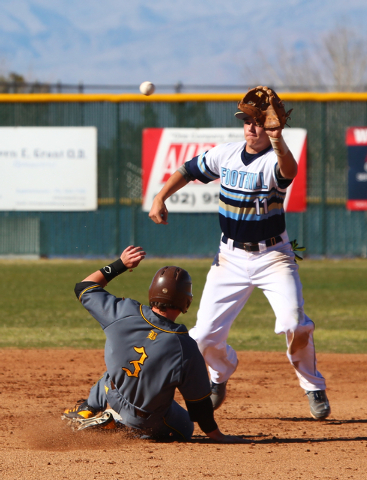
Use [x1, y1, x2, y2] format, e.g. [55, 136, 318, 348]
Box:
[142, 128, 307, 213]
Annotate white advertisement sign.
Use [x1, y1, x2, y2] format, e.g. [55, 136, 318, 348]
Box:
[0, 127, 97, 211]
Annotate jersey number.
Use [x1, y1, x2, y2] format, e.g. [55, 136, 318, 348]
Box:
[122, 346, 148, 378]
[254, 197, 268, 216]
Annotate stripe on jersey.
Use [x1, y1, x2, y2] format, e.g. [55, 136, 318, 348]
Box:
[220, 185, 286, 203]
[218, 200, 284, 221]
[219, 186, 285, 220]
[185, 154, 219, 184]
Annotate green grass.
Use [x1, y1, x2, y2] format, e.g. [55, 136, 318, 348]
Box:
[0, 258, 366, 353]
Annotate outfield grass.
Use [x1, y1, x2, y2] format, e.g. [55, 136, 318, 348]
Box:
[0, 257, 366, 353]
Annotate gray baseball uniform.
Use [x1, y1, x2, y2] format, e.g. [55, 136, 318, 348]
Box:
[74, 281, 217, 440]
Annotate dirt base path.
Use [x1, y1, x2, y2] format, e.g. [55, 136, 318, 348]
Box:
[1, 349, 367, 480]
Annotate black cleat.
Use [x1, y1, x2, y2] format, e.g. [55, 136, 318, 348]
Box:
[306, 390, 331, 420]
[210, 381, 228, 410]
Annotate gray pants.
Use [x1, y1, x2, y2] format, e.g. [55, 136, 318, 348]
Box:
[88, 372, 194, 441]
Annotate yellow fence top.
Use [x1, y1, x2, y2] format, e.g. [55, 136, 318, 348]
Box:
[0, 92, 367, 103]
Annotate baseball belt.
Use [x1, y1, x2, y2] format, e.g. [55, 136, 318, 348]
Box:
[221, 235, 283, 252]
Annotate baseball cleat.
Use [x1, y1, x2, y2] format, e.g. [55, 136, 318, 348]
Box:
[306, 390, 331, 420]
[210, 380, 228, 410]
[63, 411, 116, 431]
[68, 411, 116, 431]
[62, 399, 99, 420]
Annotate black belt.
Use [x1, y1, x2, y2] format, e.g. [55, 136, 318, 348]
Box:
[222, 235, 283, 252]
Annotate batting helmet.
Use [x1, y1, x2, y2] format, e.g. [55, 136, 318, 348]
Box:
[149, 266, 193, 314]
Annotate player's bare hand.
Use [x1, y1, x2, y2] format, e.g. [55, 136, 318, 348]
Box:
[265, 126, 282, 139]
[149, 197, 168, 225]
[120, 245, 146, 269]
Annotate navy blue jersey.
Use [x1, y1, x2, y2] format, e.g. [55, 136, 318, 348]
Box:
[185, 141, 293, 243]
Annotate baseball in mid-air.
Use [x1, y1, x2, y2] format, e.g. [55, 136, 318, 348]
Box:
[139, 81, 155, 96]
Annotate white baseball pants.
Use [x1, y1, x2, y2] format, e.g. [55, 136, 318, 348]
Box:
[189, 233, 326, 392]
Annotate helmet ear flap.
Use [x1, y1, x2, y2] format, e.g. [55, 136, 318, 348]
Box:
[149, 266, 193, 313]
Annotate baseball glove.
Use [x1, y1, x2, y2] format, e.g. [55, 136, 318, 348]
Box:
[235, 86, 292, 129]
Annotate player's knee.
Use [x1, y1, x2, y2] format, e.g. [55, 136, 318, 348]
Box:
[286, 321, 315, 355]
[276, 307, 307, 333]
[194, 334, 217, 354]
[189, 327, 209, 346]
[189, 325, 227, 355]
[300, 315, 315, 329]
[195, 337, 209, 354]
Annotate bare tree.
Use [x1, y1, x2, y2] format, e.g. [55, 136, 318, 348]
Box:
[0, 71, 51, 93]
[321, 27, 367, 91]
[243, 25, 367, 91]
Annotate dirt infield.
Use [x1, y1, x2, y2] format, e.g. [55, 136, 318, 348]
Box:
[1, 349, 367, 480]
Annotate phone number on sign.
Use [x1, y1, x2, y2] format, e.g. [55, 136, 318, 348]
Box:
[157, 192, 219, 207]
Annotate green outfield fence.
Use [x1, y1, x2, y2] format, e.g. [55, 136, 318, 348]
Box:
[0, 92, 367, 258]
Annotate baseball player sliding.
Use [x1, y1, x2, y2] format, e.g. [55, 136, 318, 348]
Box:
[149, 86, 331, 420]
[63, 245, 246, 442]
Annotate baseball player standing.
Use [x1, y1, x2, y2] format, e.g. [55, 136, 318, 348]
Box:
[63, 245, 245, 442]
[149, 86, 331, 420]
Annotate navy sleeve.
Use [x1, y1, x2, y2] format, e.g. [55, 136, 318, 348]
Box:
[275, 163, 293, 189]
[184, 153, 220, 184]
[75, 281, 99, 299]
[185, 396, 218, 434]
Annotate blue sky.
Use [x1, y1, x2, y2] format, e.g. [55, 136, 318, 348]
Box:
[1, 0, 366, 89]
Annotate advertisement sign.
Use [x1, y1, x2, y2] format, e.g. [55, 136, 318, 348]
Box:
[142, 128, 307, 212]
[346, 127, 367, 210]
[0, 127, 97, 211]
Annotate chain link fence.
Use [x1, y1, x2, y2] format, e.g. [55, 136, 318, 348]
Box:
[2, 81, 367, 94]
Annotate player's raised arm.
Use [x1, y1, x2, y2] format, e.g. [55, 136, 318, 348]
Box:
[266, 127, 298, 180]
[149, 170, 189, 224]
[238, 86, 298, 180]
